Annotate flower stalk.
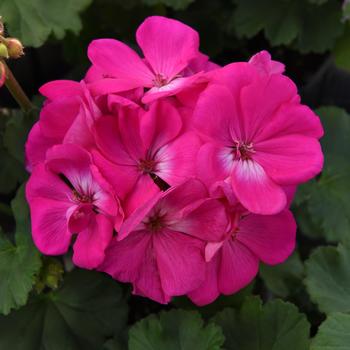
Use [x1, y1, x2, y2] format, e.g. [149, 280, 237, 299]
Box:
[1, 60, 34, 112]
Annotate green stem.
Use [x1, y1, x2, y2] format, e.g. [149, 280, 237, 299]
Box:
[2, 60, 33, 112]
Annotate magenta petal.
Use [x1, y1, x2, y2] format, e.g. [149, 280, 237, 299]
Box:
[136, 16, 199, 79]
[155, 229, 205, 296]
[248, 50, 285, 76]
[68, 204, 93, 233]
[26, 163, 72, 202]
[25, 123, 57, 172]
[91, 150, 139, 200]
[40, 96, 81, 139]
[170, 199, 228, 242]
[196, 143, 233, 187]
[88, 39, 153, 86]
[73, 214, 113, 269]
[120, 184, 163, 239]
[155, 132, 201, 186]
[194, 84, 241, 143]
[254, 135, 324, 184]
[29, 197, 73, 255]
[237, 210, 296, 265]
[254, 103, 324, 142]
[100, 232, 170, 303]
[39, 80, 82, 99]
[231, 160, 287, 215]
[140, 100, 182, 153]
[188, 255, 220, 306]
[218, 240, 259, 295]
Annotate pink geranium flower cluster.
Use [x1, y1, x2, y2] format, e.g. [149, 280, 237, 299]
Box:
[25, 16, 323, 305]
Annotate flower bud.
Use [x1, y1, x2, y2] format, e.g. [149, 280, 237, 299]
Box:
[6, 38, 24, 59]
[0, 42, 9, 58]
[0, 61, 6, 87]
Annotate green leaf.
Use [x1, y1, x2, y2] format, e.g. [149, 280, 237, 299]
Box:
[0, 231, 41, 315]
[0, 0, 92, 47]
[142, 0, 195, 10]
[3, 109, 38, 164]
[334, 25, 350, 72]
[213, 296, 310, 350]
[260, 251, 304, 298]
[173, 282, 254, 318]
[294, 107, 350, 242]
[0, 184, 41, 315]
[311, 313, 350, 349]
[305, 243, 350, 314]
[129, 309, 225, 350]
[0, 269, 128, 349]
[11, 183, 30, 234]
[232, 0, 343, 53]
[0, 148, 26, 194]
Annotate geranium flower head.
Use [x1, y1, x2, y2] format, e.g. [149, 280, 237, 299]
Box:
[194, 62, 323, 214]
[99, 179, 228, 304]
[188, 209, 296, 306]
[88, 16, 212, 103]
[26, 144, 122, 269]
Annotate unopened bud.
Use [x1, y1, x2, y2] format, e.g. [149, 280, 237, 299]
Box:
[0, 62, 6, 87]
[0, 43, 8, 58]
[6, 38, 24, 59]
[0, 17, 4, 36]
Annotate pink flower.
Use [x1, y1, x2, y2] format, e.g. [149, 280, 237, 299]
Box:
[188, 209, 296, 306]
[194, 62, 323, 214]
[99, 179, 229, 304]
[92, 100, 201, 215]
[87, 16, 213, 104]
[26, 144, 122, 269]
[248, 50, 285, 76]
[25, 80, 100, 171]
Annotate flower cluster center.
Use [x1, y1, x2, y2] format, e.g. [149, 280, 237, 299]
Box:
[232, 140, 255, 161]
[72, 189, 93, 203]
[153, 73, 168, 87]
[145, 213, 166, 232]
[138, 159, 157, 174]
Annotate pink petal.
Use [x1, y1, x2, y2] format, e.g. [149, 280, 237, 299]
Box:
[87, 78, 144, 96]
[136, 16, 199, 80]
[94, 114, 138, 166]
[170, 199, 228, 242]
[155, 229, 205, 296]
[196, 143, 233, 188]
[160, 178, 208, 216]
[254, 103, 324, 142]
[120, 186, 163, 240]
[45, 144, 92, 191]
[68, 204, 93, 233]
[239, 74, 298, 141]
[254, 134, 323, 184]
[140, 100, 182, 153]
[26, 163, 72, 202]
[155, 132, 201, 186]
[194, 84, 241, 143]
[187, 255, 220, 306]
[231, 160, 287, 215]
[28, 197, 73, 255]
[237, 210, 296, 265]
[39, 80, 82, 100]
[25, 123, 57, 172]
[248, 50, 285, 76]
[100, 232, 170, 303]
[122, 174, 161, 220]
[91, 150, 139, 200]
[88, 39, 153, 86]
[142, 74, 206, 104]
[40, 96, 81, 139]
[72, 214, 113, 269]
[218, 240, 259, 294]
